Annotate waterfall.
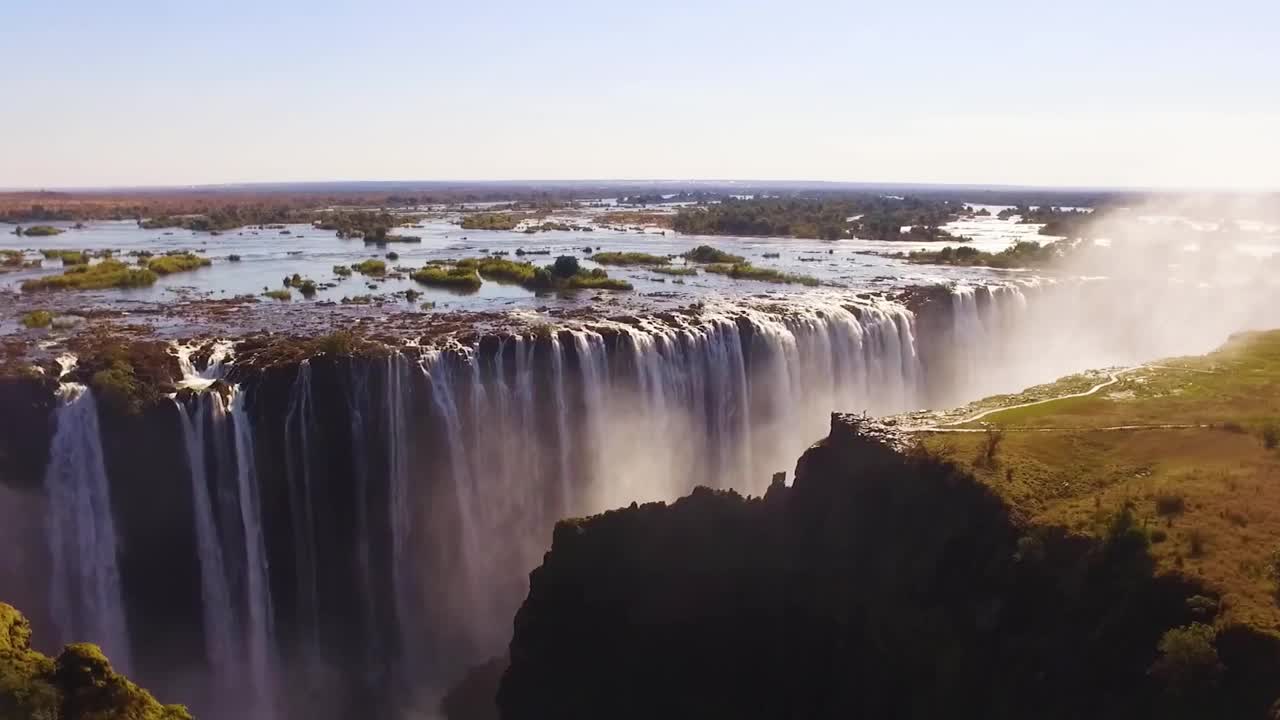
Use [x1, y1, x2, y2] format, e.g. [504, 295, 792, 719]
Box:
[44, 383, 132, 673]
[174, 394, 237, 691]
[284, 359, 321, 667]
[229, 385, 277, 718]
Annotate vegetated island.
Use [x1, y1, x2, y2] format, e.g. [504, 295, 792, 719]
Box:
[905, 239, 1075, 269]
[681, 245, 820, 285]
[20, 252, 212, 291]
[415, 255, 632, 292]
[672, 196, 973, 241]
[13, 225, 65, 237]
[0, 602, 191, 719]
[452, 331, 1280, 719]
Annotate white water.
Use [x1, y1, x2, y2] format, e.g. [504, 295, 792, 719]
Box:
[44, 383, 132, 673]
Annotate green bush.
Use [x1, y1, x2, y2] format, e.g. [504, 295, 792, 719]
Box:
[411, 265, 482, 290]
[353, 259, 386, 276]
[147, 253, 211, 275]
[20, 310, 54, 328]
[1148, 623, 1223, 695]
[333, 265, 352, 277]
[23, 225, 64, 237]
[591, 251, 671, 266]
[651, 265, 698, 276]
[1155, 493, 1186, 516]
[683, 245, 745, 264]
[263, 289, 291, 301]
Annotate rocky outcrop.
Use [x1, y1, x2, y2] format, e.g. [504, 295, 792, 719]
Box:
[493, 415, 1280, 720]
[0, 602, 191, 720]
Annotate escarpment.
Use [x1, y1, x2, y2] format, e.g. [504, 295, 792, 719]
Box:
[493, 415, 1280, 720]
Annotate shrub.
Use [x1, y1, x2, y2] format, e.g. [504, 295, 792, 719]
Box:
[552, 255, 581, 278]
[386, 251, 399, 261]
[1155, 493, 1186, 516]
[410, 265, 482, 290]
[1014, 534, 1045, 564]
[1262, 421, 1279, 450]
[1150, 528, 1168, 543]
[1185, 595, 1219, 619]
[973, 426, 1004, 468]
[263, 289, 291, 301]
[702, 262, 820, 286]
[227, 254, 242, 262]
[333, 265, 352, 277]
[683, 245, 745, 264]
[314, 331, 356, 355]
[23, 225, 64, 237]
[651, 266, 698, 276]
[1187, 528, 1208, 558]
[21, 260, 158, 291]
[91, 360, 141, 415]
[590, 252, 670, 266]
[20, 310, 54, 328]
[147, 253, 211, 275]
[1148, 623, 1223, 695]
[353, 259, 386, 276]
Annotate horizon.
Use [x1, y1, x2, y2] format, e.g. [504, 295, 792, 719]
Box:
[5, 0, 1279, 191]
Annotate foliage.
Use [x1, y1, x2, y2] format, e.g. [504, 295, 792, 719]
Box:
[146, 252, 211, 275]
[551, 255, 580, 278]
[590, 252, 671, 266]
[41, 249, 88, 265]
[651, 265, 698, 276]
[907, 239, 1076, 269]
[352, 259, 386, 276]
[410, 265, 482, 290]
[0, 603, 191, 720]
[460, 212, 525, 230]
[672, 196, 966, 240]
[332, 264, 352, 277]
[683, 245, 745, 264]
[20, 310, 54, 328]
[22, 225, 64, 236]
[976, 426, 1004, 468]
[227, 254, 242, 262]
[21, 260, 158, 291]
[1155, 493, 1186, 516]
[91, 358, 142, 415]
[263, 289, 291, 301]
[314, 330, 357, 355]
[0, 249, 22, 267]
[1148, 623, 1223, 695]
[702, 262, 819, 286]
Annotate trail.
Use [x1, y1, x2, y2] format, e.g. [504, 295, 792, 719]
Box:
[917, 423, 1209, 434]
[944, 366, 1143, 426]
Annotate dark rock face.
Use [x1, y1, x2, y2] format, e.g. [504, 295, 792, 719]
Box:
[495, 415, 1280, 720]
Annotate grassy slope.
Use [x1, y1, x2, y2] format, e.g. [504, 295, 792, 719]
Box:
[922, 331, 1280, 631]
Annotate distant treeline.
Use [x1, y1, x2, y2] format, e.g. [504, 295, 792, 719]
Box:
[672, 196, 972, 241]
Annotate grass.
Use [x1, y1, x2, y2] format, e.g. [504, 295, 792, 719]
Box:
[460, 212, 525, 230]
[353, 259, 386, 276]
[410, 265, 482, 290]
[703, 262, 820, 286]
[21, 260, 157, 291]
[146, 252, 211, 275]
[447, 256, 632, 291]
[651, 266, 698, 276]
[0, 250, 22, 267]
[919, 330, 1280, 630]
[263, 289, 291, 301]
[41, 249, 88, 265]
[333, 264, 352, 277]
[590, 251, 671, 266]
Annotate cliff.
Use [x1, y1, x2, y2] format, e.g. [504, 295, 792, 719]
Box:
[490, 414, 1280, 720]
[0, 602, 191, 720]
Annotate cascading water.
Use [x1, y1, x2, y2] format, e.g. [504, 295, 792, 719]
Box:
[41, 287, 1179, 719]
[44, 381, 132, 674]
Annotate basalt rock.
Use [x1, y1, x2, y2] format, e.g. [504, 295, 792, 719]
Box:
[492, 414, 1280, 720]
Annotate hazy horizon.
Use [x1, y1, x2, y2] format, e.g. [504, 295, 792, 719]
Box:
[4, 0, 1278, 190]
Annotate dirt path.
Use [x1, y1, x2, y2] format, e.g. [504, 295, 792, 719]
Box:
[944, 366, 1143, 427]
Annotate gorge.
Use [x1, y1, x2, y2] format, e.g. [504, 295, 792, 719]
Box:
[2, 276, 1279, 719]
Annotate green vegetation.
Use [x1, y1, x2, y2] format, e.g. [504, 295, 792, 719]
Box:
[41, 249, 88, 265]
[0, 249, 21, 267]
[22, 225, 64, 237]
[352, 259, 386, 276]
[906, 240, 1074, 269]
[142, 205, 297, 232]
[1148, 623, 1223, 695]
[21, 260, 157, 291]
[682, 245, 745, 264]
[998, 205, 1095, 238]
[448, 255, 630, 291]
[263, 289, 291, 301]
[590, 251, 671, 266]
[0, 602, 191, 720]
[332, 264, 352, 277]
[284, 274, 318, 297]
[672, 196, 967, 240]
[146, 252, 211, 275]
[651, 265, 698, 276]
[703, 262, 820, 286]
[410, 265, 482, 290]
[460, 212, 525, 230]
[921, 330, 1280, 630]
[20, 310, 54, 328]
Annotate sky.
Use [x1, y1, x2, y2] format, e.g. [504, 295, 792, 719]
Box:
[2, 0, 1278, 190]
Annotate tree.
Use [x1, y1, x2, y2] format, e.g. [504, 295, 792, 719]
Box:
[552, 255, 580, 278]
[1148, 623, 1223, 696]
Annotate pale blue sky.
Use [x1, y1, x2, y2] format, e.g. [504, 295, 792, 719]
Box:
[3, 0, 1277, 189]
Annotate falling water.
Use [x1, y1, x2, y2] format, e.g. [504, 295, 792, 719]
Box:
[44, 383, 132, 673]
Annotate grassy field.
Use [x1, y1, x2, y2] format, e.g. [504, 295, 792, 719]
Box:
[919, 331, 1280, 632]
